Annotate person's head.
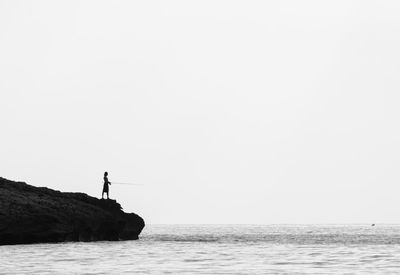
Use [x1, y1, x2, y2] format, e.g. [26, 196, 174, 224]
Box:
[104, 171, 108, 176]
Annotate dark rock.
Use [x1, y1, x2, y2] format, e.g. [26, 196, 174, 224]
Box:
[0, 177, 145, 245]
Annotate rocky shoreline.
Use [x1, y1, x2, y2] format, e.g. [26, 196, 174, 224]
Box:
[0, 177, 145, 245]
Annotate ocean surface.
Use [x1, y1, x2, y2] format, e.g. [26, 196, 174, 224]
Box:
[2, 224, 400, 274]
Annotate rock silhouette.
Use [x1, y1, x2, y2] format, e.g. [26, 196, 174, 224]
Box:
[0, 177, 145, 245]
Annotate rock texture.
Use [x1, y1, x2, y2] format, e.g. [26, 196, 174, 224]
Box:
[0, 177, 145, 245]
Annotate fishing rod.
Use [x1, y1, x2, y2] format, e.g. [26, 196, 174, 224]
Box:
[111, 182, 143, 186]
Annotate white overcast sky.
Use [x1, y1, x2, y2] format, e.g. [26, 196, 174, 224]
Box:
[1, 1, 400, 224]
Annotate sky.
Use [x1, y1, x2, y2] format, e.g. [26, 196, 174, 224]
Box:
[1, 0, 400, 224]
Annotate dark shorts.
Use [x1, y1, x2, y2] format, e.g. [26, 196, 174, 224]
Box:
[103, 184, 109, 193]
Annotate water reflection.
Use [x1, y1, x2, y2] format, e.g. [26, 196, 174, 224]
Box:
[1, 225, 400, 274]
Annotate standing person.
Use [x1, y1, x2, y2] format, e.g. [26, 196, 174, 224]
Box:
[102, 171, 111, 199]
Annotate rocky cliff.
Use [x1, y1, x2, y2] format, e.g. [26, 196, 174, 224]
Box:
[0, 177, 145, 245]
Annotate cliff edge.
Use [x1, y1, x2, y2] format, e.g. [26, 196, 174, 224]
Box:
[0, 177, 145, 245]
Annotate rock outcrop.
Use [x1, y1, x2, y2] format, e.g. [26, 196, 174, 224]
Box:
[0, 177, 145, 245]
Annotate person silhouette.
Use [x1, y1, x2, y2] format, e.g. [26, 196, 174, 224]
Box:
[102, 171, 111, 199]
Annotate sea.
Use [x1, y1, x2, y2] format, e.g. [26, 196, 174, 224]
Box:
[2, 224, 400, 274]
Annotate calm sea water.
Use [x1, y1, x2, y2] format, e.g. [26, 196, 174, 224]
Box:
[2, 225, 400, 274]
